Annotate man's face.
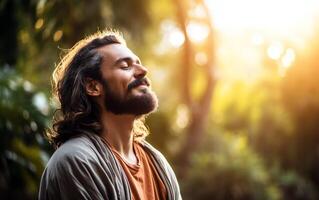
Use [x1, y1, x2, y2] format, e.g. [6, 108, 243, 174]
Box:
[97, 43, 158, 115]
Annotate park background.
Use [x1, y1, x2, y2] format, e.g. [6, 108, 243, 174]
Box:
[1, 0, 319, 199]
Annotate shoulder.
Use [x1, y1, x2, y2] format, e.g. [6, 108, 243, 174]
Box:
[139, 140, 167, 161]
[39, 134, 123, 200]
[45, 134, 100, 175]
[39, 135, 99, 198]
[139, 140, 174, 174]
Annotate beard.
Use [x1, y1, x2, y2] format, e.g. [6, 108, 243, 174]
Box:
[101, 79, 158, 115]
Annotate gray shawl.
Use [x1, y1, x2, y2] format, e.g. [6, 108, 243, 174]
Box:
[38, 133, 181, 200]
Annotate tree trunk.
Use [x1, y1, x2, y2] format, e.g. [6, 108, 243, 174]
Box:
[173, 0, 216, 179]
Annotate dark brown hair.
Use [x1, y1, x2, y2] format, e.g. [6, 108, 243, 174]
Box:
[48, 30, 149, 147]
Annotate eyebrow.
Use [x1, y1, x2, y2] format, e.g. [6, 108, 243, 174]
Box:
[113, 57, 141, 66]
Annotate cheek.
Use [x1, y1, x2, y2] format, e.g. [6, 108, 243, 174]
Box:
[117, 74, 131, 91]
[108, 79, 129, 97]
[105, 71, 132, 94]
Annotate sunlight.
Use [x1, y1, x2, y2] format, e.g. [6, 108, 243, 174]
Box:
[159, 20, 185, 51]
[35, 18, 44, 30]
[159, 0, 319, 80]
[175, 104, 190, 130]
[281, 48, 295, 68]
[205, 0, 318, 35]
[195, 52, 208, 65]
[267, 42, 284, 60]
[251, 33, 264, 46]
[203, 0, 319, 80]
[187, 22, 209, 43]
[53, 30, 63, 42]
[278, 48, 296, 76]
[169, 30, 185, 48]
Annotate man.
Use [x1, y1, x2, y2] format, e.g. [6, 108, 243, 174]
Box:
[38, 30, 181, 200]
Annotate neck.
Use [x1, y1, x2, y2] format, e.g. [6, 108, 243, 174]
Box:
[100, 111, 137, 163]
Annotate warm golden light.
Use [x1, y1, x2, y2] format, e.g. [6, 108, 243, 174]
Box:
[169, 30, 185, 48]
[205, 0, 318, 34]
[281, 48, 295, 68]
[160, 20, 185, 50]
[187, 22, 209, 43]
[267, 42, 284, 60]
[175, 104, 190, 129]
[35, 18, 44, 30]
[159, 0, 318, 80]
[202, 0, 319, 80]
[195, 52, 208, 65]
[278, 47, 296, 76]
[53, 30, 63, 42]
[251, 33, 264, 46]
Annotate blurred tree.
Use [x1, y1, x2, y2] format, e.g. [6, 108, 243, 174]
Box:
[173, 0, 216, 178]
[281, 29, 319, 187]
[0, 67, 51, 199]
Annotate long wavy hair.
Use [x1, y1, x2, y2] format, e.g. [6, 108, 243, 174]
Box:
[48, 30, 149, 147]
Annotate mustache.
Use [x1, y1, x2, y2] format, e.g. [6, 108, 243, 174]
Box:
[128, 78, 150, 91]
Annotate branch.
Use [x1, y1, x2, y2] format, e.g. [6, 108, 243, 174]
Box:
[173, 0, 193, 107]
[198, 0, 216, 116]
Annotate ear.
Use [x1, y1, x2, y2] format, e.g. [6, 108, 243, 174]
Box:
[85, 78, 102, 97]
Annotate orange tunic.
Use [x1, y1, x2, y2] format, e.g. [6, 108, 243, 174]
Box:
[110, 142, 167, 200]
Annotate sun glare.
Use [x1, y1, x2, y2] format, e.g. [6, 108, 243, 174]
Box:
[160, 0, 319, 80]
[267, 42, 284, 60]
[202, 0, 319, 80]
[205, 0, 318, 34]
[281, 48, 295, 68]
[187, 22, 209, 43]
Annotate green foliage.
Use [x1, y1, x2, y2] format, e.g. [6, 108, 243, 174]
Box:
[187, 77, 319, 199]
[0, 67, 52, 199]
[272, 167, 318, 200]
[183, 132, 281, 200]
[183, 130, 318, 200]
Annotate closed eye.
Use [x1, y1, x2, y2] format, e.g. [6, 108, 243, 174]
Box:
[119, 61, 129, 67]
[115, 57, 142, 71]
[121, 66, 131, 70]
[118, 60, 132, 70]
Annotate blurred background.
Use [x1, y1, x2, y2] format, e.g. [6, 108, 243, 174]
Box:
[1, 0, 319, 199]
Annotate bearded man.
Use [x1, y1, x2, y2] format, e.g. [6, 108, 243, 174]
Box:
[38, 30, 181, 200]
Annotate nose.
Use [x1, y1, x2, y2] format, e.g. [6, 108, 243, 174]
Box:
[134, 64, 148, 79]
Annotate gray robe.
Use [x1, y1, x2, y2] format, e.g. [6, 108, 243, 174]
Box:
[38, 133, 181, 200]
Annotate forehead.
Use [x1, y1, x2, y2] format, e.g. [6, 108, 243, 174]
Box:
[97, 43, 138, 65]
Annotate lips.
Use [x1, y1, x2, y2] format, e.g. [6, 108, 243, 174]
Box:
[128, 78, 150, 91]
[139, 79, 150, 87]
